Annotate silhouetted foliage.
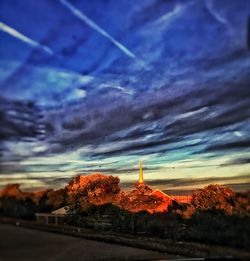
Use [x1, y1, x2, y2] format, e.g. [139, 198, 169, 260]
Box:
[1, 178, 249, 250]
[33, 189, 53, 212]
[0, 184, 65, 217]
[117, 183, 163, 213]
[182, 210, 250, 249]
[0, 184, 36, 218]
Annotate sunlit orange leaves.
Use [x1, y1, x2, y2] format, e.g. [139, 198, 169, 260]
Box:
[66, 173, 120, 213]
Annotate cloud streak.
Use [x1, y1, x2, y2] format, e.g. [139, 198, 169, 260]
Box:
[205, 0, 228, 26]
[58, 0, 138, 61]
[221, 157, 250, 166]
[0, 21, 54, 55]
[122, 174, 250, 189]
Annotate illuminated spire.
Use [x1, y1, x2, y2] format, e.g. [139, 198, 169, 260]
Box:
[139, 161, 144, 183]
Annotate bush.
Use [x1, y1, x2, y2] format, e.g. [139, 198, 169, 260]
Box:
[182, 211, 250, 249]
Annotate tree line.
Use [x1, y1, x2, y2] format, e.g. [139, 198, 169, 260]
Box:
[0, 173, 249, 250]
[0, 173, 164, 218]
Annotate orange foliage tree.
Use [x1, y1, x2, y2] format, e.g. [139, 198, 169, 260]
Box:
[0, 184, 66, 216]
[33, 189, 52, 209]
[234, 190, 250, 216]
[191, 184, 236, 214]
[117, 183, 163, 213]
[66, 173, 121, 213]
[0, 184, 36, 218]
[46, 188, 67, 210]
[0, 184, 32, 199]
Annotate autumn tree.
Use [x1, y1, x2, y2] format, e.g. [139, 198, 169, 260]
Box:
[117, 183, 163, 213]
[191, 184, 236, 214]
[0, 184, 29, 199]
[234, 191, 250, 217]
[0, 184, 36, 218]
[46, 188, 67, 210]
[66, 173, 121, 213]
[114, 183, 163, 233]
[33, 189, 53, 212]
[130, 182, 153, 196]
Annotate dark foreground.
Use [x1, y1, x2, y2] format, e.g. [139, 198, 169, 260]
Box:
[0, 224, 179, 261]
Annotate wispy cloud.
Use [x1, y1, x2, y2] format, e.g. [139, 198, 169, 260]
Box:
[0, 21, 54, 55]
[152, 2, 190, 29]
[58, 0, 138, 61]
[221, 157, 250, 166]
[121, 174, 250, 190]
[205, 140, 250, 152]
[205, 0, 228, 26]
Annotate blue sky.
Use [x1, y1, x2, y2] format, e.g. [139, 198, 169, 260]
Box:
[0, 0, 250, 193]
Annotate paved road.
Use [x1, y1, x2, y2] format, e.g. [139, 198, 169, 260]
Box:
[0, 224, 179, 261]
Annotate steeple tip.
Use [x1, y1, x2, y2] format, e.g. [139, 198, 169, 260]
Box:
[139, 161, 144, 183]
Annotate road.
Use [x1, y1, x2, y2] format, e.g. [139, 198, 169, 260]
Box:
[0, 224, 179, 261]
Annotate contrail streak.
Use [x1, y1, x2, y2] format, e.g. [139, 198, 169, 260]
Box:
[0, 21, 54, 55]
[58, 0, 137, 60]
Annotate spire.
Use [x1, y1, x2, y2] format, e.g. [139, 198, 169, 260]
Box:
[139, 161, 144, 183]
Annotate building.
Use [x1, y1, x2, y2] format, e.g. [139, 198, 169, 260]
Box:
[171, 195, 192, 204]
[150, 189, 176, 213]
[35, 206, 68, 225]
[139, 160, 144, 183]
[139, 161, 191, 213]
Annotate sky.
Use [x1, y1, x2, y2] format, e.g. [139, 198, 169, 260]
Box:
[0, 0, 250, 194]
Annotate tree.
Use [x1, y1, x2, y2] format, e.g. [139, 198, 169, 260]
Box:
[0, 184, 30, 199]
[33, 189, 53, 212]
[130, 182, 153, 196]
[0, 184, 36, 218]
[117, 183, 163, 213]
[46, 188, 67, 210]
[234, 191, 250, 217]
[115, 183, 163, 234]
[66, 173, 121, 213]
[191, 184, 235, 214]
